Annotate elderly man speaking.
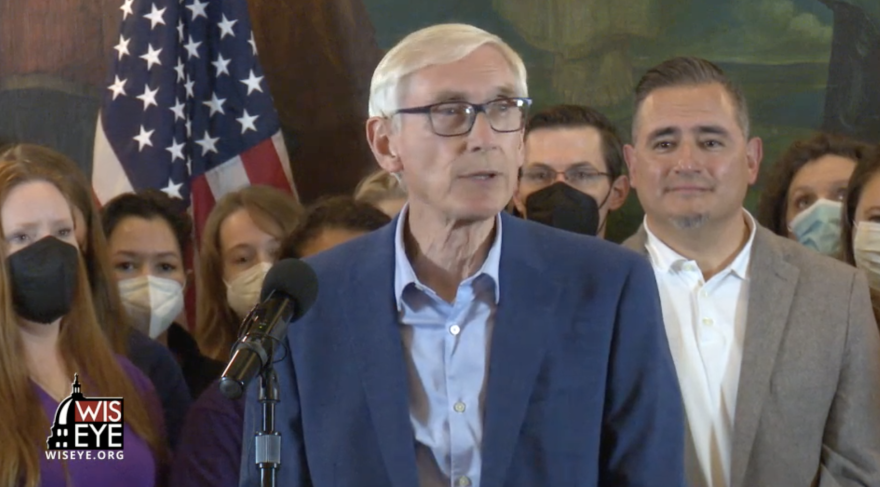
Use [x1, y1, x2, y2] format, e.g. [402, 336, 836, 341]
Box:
[240, 23, 686, 487]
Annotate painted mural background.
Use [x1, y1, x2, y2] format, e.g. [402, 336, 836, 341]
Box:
[1, 0, 877, 241]
[361, 0, 880, 240]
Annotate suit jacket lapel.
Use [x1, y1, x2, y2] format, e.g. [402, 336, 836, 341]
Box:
[729, 228, 798, 487]
[621, 225, 649, 256]
[480, 215, 564, 487]
[345, 221, 419, 487]
[624, 225, 801, 487]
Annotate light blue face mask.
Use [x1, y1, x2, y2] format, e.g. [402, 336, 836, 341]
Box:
[789, 198, 843, 256]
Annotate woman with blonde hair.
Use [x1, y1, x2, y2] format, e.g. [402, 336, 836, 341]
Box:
[353, 168, 407, 216]
[2, 143, 190, 449]
[0, 154, 165, 486]
[195, 185, 303, 361]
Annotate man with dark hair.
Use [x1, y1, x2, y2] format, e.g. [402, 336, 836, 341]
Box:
[513, 104, 630, 238]
[279, 195, 392, 258]
[623, 56, 880, 487]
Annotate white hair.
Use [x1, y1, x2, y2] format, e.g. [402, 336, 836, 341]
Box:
[368, 23, 528, 118]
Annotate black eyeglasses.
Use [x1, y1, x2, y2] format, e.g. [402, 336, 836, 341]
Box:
[393, 97, 533, 137]
[519, 166, 611, 191]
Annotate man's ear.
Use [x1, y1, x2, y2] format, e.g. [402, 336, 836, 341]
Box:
[623, 144, 639, 189]
[366, 117, 402, 173]
[746, 136, 763, 185]
[608, 175, 631, 211]
[516, 130, 526, 168]
[512, 187, 527, 217]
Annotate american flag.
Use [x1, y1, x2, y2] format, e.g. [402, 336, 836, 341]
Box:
[92, 0, 297, 241]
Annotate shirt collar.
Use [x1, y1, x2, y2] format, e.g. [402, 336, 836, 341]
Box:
[644, 210, 757, 279]
[394, 204, 503, 309]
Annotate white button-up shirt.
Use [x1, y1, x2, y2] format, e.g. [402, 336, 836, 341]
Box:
[644, 211, 756, 487]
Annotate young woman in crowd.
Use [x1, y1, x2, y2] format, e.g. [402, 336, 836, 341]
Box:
[171, 195, 391, 487]
[101, 190, 225, 398]
[0, 154, 165, 486]
[353, 168, 407, 217]
[839, 144, 880, 322]
[195, 185, 303, 361]
[3, 144, 190, 448]
[757, 132, 871, 256]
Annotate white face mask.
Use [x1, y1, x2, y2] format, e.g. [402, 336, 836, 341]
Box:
[118, 275, 185, 339]
[226, 261, 273, 319]
[853, 221, 880, 291]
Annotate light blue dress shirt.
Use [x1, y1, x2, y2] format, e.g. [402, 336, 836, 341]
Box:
[394, 206, 502, 487]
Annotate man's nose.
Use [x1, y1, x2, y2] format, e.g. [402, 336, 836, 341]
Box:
[466, 112, 498, 151]
[674, 142, 700, 172]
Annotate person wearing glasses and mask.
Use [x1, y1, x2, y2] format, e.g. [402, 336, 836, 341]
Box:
[513, 104, 630, 238]
[239, 23, 685, 487]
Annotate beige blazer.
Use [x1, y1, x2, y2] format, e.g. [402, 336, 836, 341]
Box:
[623, 225, 880, 487]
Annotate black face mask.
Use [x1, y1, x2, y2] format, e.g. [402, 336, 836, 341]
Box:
[525, 182, 606, 236]
[7, 236, 79, 324]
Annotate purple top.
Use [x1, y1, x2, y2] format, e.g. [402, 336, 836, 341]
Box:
[36, 356, 163, 487]
[169, 378, 245, 487]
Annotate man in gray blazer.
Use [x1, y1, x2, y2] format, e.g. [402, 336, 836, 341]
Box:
[622, 56, 880, 487]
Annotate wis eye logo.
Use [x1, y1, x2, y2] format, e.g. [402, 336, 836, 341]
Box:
[47, 374, 124, 451]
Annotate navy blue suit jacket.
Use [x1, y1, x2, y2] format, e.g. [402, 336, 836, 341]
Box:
[240, 213, 686, 487]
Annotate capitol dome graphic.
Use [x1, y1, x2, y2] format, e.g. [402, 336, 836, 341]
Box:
[47, 374, 85, 450]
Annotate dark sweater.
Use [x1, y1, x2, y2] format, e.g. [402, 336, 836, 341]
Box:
[127, 328, 192, 449]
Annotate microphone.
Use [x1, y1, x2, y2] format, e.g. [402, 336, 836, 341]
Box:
[219, 258, 319, 400]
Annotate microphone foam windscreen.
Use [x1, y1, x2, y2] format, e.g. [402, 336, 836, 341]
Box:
[260, 258, 319, 319]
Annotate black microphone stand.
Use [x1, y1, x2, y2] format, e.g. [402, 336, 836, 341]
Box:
[256, 365, 281, 487]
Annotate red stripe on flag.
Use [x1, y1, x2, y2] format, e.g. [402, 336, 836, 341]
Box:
[240, 139, 292, 194]
[186, 174, 217, 332]
[190, 173, 217, 245]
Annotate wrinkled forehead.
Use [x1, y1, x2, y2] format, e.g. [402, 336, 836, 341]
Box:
[400, 45, 522, 106]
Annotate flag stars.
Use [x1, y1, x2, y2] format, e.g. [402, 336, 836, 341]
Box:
[108, 76, 127, 100]
[136, 84, 160, 110]
[133, 125, 155, 151]
[212, 54, 231, 77]
[175, 58, 186, 82]
[187, 0, 208, 20]
[143, 3, 167, 29]
[162, 178, 184, 199]
[167, 137, 185, 162]
[236, 110, 259, 134]
[184, 35, 202, 59]
[184, 75, 195, 99]
[120, 0, 134, 20]
[203, 92, 226, 117]
[170, 99, 186, 121]
[177, 18, 185, 41]
[218, 14, 238, 39]
[114, 35, 130, 60]
[195, 132, 219, 155]
[140, 44, 163, 70]
[240, 69, 264, 95]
